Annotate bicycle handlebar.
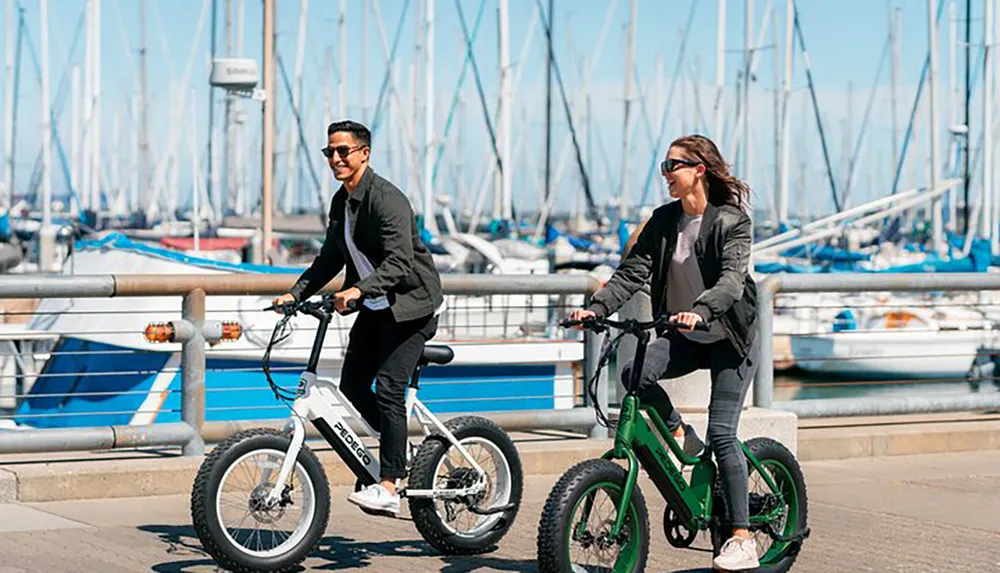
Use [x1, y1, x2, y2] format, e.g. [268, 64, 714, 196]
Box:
[263, 295, 359, 317]
[560, 313, 711, 334]
[259, 295, 359, 404]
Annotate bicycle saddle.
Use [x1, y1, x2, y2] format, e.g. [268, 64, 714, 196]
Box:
[421, 345, 454, 365]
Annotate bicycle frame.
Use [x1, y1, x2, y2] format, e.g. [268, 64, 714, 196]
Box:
[592, 326, 787, 539]
[262, 303, 489, 507]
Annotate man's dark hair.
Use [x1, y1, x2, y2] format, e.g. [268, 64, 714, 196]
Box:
[327, 120, 371, 147]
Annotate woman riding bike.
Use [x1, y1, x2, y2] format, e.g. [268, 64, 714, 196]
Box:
[568, 134, 760, 571]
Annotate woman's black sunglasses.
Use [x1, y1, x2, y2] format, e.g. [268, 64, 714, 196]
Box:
[661, 158, 700, 174]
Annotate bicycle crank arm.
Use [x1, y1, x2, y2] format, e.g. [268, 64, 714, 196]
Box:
[466, 501, 516, 516]
[763, 525, 811, 544]
[401, 486, 484, 499]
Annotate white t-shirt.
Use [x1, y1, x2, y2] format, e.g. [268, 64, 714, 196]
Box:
[666, 212, 728, 344]
[343, 203, 447, 316]
[344, 204, 391, 311]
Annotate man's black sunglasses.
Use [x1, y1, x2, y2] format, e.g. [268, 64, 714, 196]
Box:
[660, 158, 700, 174]
[321, 145, 365, 159]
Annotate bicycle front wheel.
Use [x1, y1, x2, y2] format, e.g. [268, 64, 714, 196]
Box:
[536, 459, 649, 573]
[191, 428, 330, 573]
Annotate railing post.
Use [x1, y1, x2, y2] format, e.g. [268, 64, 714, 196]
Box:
[182, 288, 206, 456]
[584, 294, 608, 439]
[755, 277, 777, 409]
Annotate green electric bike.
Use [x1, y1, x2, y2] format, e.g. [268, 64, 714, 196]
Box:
[537, 313, 809, 572]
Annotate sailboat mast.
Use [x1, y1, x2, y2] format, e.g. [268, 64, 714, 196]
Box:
[338, 0, 347, 118]
[2, 0, 14, 209]
[82, 0, 93, 212]
[207, 0, 218, 222]
[139, 0, 149, 212]
[223, 0, 233, 216]
[544, 0, 554, 211]
[891, 4, 900, 212]
[423, 0, 437, 233]
[322, 47, 332, 205]
[962, 0, 970, 234]
[71, 65, 80, 214]
[984, 0, 994, 245]
[92, 0, 101, 213]
[283, 0, 309, 215]
[261, 0, 275, 263]
[947, 0, 957, 231]
[40, 0, 51, 229]
[714, 0, 726, 139]
[742, 0, 753, 182]
[361, 1, 367, 123]
[619, 0, 636, 222]
[499, 0, 512, 222]
[928, 0, 944, 253]
[778, 0, 792, 227]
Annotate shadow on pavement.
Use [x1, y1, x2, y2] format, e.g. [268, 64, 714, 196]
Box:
[138, 524, 217, 573]
[310, 536, 537, 571]
[139, 525, 538, 572]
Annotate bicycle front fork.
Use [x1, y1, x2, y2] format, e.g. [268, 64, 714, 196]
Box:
[264, 409, 307, 507]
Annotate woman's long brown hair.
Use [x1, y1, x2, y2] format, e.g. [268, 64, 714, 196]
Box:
[669, 134, 752, 211]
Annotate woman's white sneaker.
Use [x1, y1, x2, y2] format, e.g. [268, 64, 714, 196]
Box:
[713, 535, 760, 570]
[347, 483, 400, 516]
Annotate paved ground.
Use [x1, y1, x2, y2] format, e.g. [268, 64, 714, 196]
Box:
[0, 450, 998, 572]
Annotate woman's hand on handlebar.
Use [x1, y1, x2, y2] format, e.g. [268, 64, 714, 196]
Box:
[270, 293, 296, 314]
[671, 311, 703, 332]
[566, 308, 597, 329]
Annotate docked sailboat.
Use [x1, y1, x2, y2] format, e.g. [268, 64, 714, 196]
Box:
[789, 300, 997, 380]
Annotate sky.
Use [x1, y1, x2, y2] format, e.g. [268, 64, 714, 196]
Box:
[0, 0, 983, 223]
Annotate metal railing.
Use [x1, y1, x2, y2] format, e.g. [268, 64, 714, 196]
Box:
[756, 273, 1000, 418]
[0, 273, 604, 456]
[10, 269, 996, 454]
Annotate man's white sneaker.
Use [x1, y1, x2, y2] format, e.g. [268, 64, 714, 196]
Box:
[347, 484, 400, 516]
[713, 535, 760, 571]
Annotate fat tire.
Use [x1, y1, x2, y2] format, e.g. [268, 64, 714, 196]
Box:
[191, 428, 331, 573]
[711, 437, 809, 573]
[408, 415, 523, 555]
[536, 459, 649, 573]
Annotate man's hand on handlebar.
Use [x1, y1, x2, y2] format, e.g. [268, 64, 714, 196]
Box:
[270, 293, 297, 314]
[333, 287, 363, 314]
[565, 308, 597, 329]
[671, 311, 703, 332]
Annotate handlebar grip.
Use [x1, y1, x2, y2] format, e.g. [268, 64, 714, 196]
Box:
[264, 302, 293, 313]
[334, 297, 361, 316]
[665, 319, 711, 332]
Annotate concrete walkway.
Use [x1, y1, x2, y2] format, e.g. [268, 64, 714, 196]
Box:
[0, 450, 997, 572]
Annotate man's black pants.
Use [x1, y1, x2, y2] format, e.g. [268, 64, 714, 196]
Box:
[339, 307, 438, 479]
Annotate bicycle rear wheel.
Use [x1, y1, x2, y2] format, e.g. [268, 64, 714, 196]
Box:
[712, 437, 809, 573]
[408, 415, 522, 554]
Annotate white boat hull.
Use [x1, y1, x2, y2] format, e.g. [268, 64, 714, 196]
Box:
[790, 327, 997, 380]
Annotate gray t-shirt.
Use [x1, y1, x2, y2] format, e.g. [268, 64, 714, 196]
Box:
[666, 212, 728, 344]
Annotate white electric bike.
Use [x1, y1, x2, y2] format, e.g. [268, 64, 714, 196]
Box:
[190, 295, 523, 573]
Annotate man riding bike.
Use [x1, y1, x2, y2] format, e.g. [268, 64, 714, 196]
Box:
[273, 120, 444, 517]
